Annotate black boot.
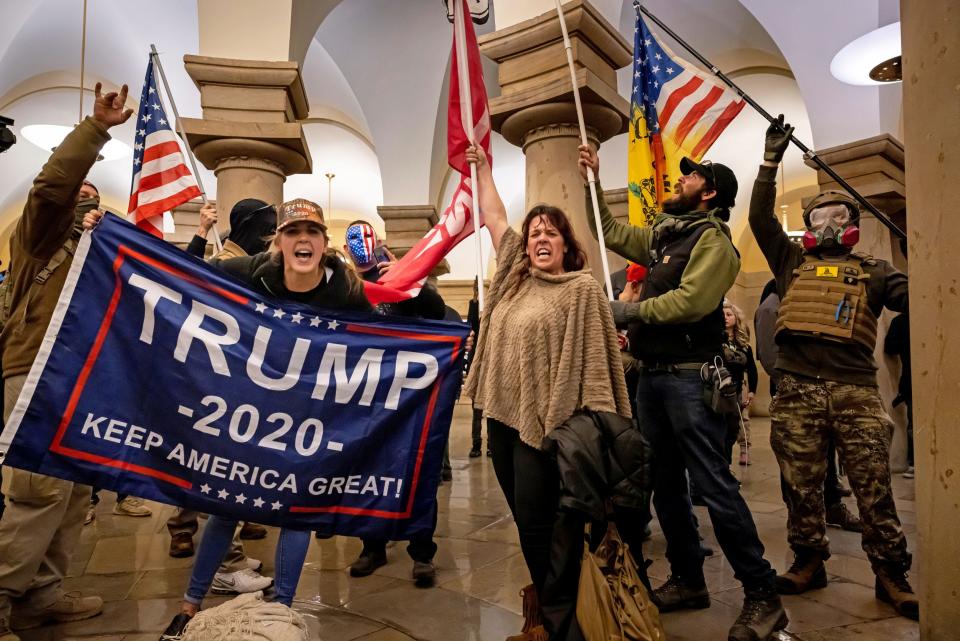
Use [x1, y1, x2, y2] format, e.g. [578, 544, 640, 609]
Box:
[728, 585, 788, 641]
[349, 549, 387, 577]
[651, 575, 710, 612]
[469, 440, 482, 458]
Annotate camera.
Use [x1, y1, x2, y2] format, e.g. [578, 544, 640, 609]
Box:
[0, 116, 15, 154]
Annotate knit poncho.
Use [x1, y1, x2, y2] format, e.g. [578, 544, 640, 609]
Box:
[464, 227, 631, 448]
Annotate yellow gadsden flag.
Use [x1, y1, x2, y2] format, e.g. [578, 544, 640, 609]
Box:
[628, 15, 745, 226]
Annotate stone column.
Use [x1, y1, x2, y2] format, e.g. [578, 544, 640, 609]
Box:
[479, 0, 631, 284]
[803, 134, 909, 469]
[901, 0, 960, 636]
[179, 56, 312, 232]
[377, 204, 450, 278]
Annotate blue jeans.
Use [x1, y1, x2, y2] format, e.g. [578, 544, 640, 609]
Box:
[185, 516, 309, 607]
[637, 369, 775, 591]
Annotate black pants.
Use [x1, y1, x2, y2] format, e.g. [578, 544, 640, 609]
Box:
[471, 405, 484, 445]
[361, 499, 438, 563]
[488, 419, 585, 641]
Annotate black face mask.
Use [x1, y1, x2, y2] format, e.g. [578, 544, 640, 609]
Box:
[74, 197, 101, 233]
[230, 209, 277, 256]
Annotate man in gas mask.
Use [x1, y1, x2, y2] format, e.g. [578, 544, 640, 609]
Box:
[749, 116, 915, 619]
[0, 83, 132, 640]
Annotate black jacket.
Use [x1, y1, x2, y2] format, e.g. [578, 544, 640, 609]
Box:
[215, 252, 372, 313]
[542, 410, 653, 521]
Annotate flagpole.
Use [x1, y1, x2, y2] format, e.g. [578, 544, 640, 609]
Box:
[149, 44, 223, 253]
[554, 0, 614, 301]
[634, 3, 905, 241]
[453, 0, 486, 312]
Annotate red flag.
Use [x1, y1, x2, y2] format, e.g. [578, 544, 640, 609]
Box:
[368, 0, 491, 305]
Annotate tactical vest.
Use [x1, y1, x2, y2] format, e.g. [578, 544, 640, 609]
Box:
[629, 219, 727, 363]
[775, 253, 878, 351]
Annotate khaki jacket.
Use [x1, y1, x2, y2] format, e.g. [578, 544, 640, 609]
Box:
[1, 117, 110, 379]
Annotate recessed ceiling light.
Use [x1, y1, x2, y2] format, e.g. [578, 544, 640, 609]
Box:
[20, 124, 132, 162]
[830, 22, 901, 86]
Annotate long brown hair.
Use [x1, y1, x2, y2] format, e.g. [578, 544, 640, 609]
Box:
[503, 205, 588, 295]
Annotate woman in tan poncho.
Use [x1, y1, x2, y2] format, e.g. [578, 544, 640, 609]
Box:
[463, 145, 631, 641]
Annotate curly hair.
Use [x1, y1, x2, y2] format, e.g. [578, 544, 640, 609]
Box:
[723, 299, 750, 347]
[502, 205, 588, 296]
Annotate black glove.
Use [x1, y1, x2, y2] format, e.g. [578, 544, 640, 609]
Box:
[764, 114, 795, 163]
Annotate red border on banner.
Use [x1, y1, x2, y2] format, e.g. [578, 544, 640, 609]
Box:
[49, 243, 463, 519]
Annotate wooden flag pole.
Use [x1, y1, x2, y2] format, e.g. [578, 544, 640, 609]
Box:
[453, 0, 486, 311]
[149, 44, 223, 253]
[554, 0, 614, 301]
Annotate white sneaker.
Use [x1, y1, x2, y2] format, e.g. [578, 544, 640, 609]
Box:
[210, 568, 273, 595]
[244, 557, 264, 573]
[901, 466, 915, 479]
[83, 505, 96, 525]
[112, 496, 152, 517]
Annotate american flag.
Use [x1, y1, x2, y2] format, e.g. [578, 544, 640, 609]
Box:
[366, 0, 490, 305]
[627, 15, 745, 225]
[128, 56, 201, 238]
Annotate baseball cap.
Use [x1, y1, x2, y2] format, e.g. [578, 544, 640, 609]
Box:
[679, 157, 738, 209]
[276, 198, 326, 232]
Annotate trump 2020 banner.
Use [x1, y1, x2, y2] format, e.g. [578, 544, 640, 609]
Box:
[0, 214, 468, 539]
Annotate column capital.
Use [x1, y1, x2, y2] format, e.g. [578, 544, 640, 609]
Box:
[479, 0, 631, 145]
[803, 133, 906, 228]
[377, 205, 449, 278]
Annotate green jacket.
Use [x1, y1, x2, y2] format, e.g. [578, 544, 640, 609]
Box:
[585, 184, 740, 325]
[1, 117, 110, 379]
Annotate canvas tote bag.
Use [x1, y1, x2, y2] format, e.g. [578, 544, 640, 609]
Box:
[576, 524, 665, 641]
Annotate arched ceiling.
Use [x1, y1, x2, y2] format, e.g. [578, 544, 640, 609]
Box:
[0, 0, 903, 277]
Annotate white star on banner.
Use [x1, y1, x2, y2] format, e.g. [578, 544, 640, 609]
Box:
[138, 129, 146, 137]
[271, 501, 282, 510]
[290, 312, 303, 324]
[272, 308, 285, 319]
[654, 81, 660, 88]
[253, 497, 265, 508]
[635, 71, 641, 78]
[327, 320, 340, 330]
[652, 66, 660, 74]
[309, 317, 321, 327]
[255, 303, 267, 313]
[655, 52, 663, 60]
[134, 143, 143, 151]
[644, 38, 652, 46]
[200, 484, 211, 494]
[148, 87, 156, 94]
[158, 118, 167, 126]
[666, 67, 675, 75]
[217, 489, 229, 500]
[235, 493, 247, 504]
[152, 103, 161, 110]
[142, 114, 151, 122]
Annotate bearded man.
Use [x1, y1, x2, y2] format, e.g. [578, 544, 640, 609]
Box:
[579, 146, 785, 641]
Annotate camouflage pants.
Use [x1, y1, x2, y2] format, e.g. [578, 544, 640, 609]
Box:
[770, 373, 911, 570]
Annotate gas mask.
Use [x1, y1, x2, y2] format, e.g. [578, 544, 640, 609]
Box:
[801, 192, 860, 253]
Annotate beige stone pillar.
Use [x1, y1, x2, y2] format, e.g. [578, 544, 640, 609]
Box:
[803, 135, 909, 469]
[479, 0, 631, 284]
[179, 56, 312, 233]
[902, 0, 960, 636]
[377, 204, 450, 278]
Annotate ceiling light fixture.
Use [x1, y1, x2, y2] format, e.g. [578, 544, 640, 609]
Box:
[20, 124, 132, 161]
[830, 22, 901, 86]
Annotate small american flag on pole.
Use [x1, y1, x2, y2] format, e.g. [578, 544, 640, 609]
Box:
[128, 57, 201, 237]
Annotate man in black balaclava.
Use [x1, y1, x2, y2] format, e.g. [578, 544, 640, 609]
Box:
[185, 199, 276, 260]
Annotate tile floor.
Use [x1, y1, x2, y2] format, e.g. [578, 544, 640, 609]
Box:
[18, 404, 920, 640]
